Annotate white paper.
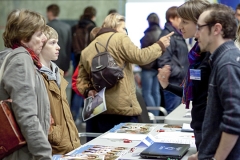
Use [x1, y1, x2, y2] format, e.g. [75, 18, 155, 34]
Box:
[182, 123, 194, 132]
[101, 133, 147, 141]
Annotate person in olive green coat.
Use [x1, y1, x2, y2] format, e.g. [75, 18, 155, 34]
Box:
[39, 25, 81, 154]
[77, 13, 173, 139]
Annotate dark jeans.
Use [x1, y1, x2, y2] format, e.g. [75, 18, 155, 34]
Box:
[164, 90, 182, 114]
[194, 130, 202, 151]
[86, 114, 138, 142]
[141, 69, 161, 116]
[71, 93, 84, 121]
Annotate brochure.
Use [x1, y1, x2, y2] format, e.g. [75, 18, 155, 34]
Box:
[109, 123, 156, 134]
[82, 87, 107, 121]
[53, 145, 130, 160]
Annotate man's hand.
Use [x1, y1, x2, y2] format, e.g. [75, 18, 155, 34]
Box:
[188, 152, 198, 160]
[157, 65, 171, 89]
[159, 32, 174, 48]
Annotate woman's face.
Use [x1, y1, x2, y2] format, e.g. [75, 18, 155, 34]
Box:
[115, 21, 127, 35]
[21, 30, 47, 54]
[179, 18, 197, 39]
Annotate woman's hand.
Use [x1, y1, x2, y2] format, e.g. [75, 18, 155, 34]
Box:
[159, 32, 174, 48]
[157, 65, 171, 89]
[88, 90, 97, 97]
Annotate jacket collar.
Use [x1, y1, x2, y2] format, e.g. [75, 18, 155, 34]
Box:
[96, 28, 117, 38]
[209, 40, 235, 67]
[164, 22, 182, 36]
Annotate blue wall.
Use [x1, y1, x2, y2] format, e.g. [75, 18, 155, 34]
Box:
[218, 0, 240, 10]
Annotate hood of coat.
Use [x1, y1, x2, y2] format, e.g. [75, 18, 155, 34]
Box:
[96, 28, 117, 38]
[164, 22, 182, 36]
[39, 61, 61, 87]
[78, 19, 96, 28]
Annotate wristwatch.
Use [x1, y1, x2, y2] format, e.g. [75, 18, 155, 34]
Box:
[212, 158, 216, 160]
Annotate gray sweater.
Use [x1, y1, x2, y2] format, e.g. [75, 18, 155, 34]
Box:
[0, 47, 52, 160]
[198, 41, 240, 159]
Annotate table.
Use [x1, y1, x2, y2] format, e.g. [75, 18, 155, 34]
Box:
[164, 103, 192, 125]
[65, 123, 196, 160]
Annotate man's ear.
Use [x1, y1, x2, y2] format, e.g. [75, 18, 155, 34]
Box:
[213, 23, 223, 36]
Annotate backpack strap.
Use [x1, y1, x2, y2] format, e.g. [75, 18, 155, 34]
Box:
[95, 33, 115, 53]
[94, 33, 126, 70]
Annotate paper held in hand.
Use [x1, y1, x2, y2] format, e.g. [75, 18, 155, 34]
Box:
[82, 87, 107, 121]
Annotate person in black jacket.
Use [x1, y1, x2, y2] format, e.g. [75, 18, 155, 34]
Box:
[157, 0, 211, 159]
[47, 4, 72, 73]
[139, 13, 162, 116]
[157, 6, 189, 114]
[72, 6, 97, 70]
[71, 6, 97, 123]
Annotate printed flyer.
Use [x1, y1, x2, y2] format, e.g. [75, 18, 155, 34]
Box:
[53, 145, 130, 160]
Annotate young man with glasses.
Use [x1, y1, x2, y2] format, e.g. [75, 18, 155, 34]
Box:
[195, 3, 240, 160]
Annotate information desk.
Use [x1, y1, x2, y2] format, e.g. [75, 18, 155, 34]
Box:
[164, 103, 192, 125]
[62, 123, 197, 160]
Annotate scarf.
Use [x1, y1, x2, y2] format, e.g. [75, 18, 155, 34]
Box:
[39, 62, 61, 87]
[12, 44, 42, 69]
[182, 42, 201, 109]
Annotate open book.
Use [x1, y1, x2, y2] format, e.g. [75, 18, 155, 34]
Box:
[82, 87, 107, 121]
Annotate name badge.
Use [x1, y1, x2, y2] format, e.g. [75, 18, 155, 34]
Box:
[190, 69, 201, 80]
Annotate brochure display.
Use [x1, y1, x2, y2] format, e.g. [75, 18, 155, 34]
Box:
[109, 123, 156, 134]
[53, 145, 129, 160]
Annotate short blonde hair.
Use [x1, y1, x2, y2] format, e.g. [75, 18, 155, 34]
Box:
[3, 9, 46, 48]
[43, 25, 58, 46]
[102, 13, 125, 29]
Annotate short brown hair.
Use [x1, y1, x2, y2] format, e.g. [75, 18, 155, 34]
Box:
[147, 13, 159, 25]
[177, 0, 210, 24]
[166, 6, 178, 22]
[203, 3, 237, 39]
[43, 25, 58, 46]
[3, 9, 46, 48]
[102, 13, 125, 29]
[81, 6, 96, 20]
[47, 4, 60, 17]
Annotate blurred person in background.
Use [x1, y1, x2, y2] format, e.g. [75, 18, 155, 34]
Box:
[139, 13, 162, 116]
[47, 4, 72, 74]
[157, 6, 189, 114]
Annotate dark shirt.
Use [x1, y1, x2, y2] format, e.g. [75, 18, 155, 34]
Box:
[164, 47, 211, 131]
[199, 41, 240, 159]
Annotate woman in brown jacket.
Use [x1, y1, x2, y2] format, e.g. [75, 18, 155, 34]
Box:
[39, 25, 81, 154]
[77, 13, 173, 140]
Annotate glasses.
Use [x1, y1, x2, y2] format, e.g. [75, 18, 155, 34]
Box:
[196, 24, 210, 31]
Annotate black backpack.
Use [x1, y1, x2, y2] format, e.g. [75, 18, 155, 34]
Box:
[91, 33, 125, 92]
